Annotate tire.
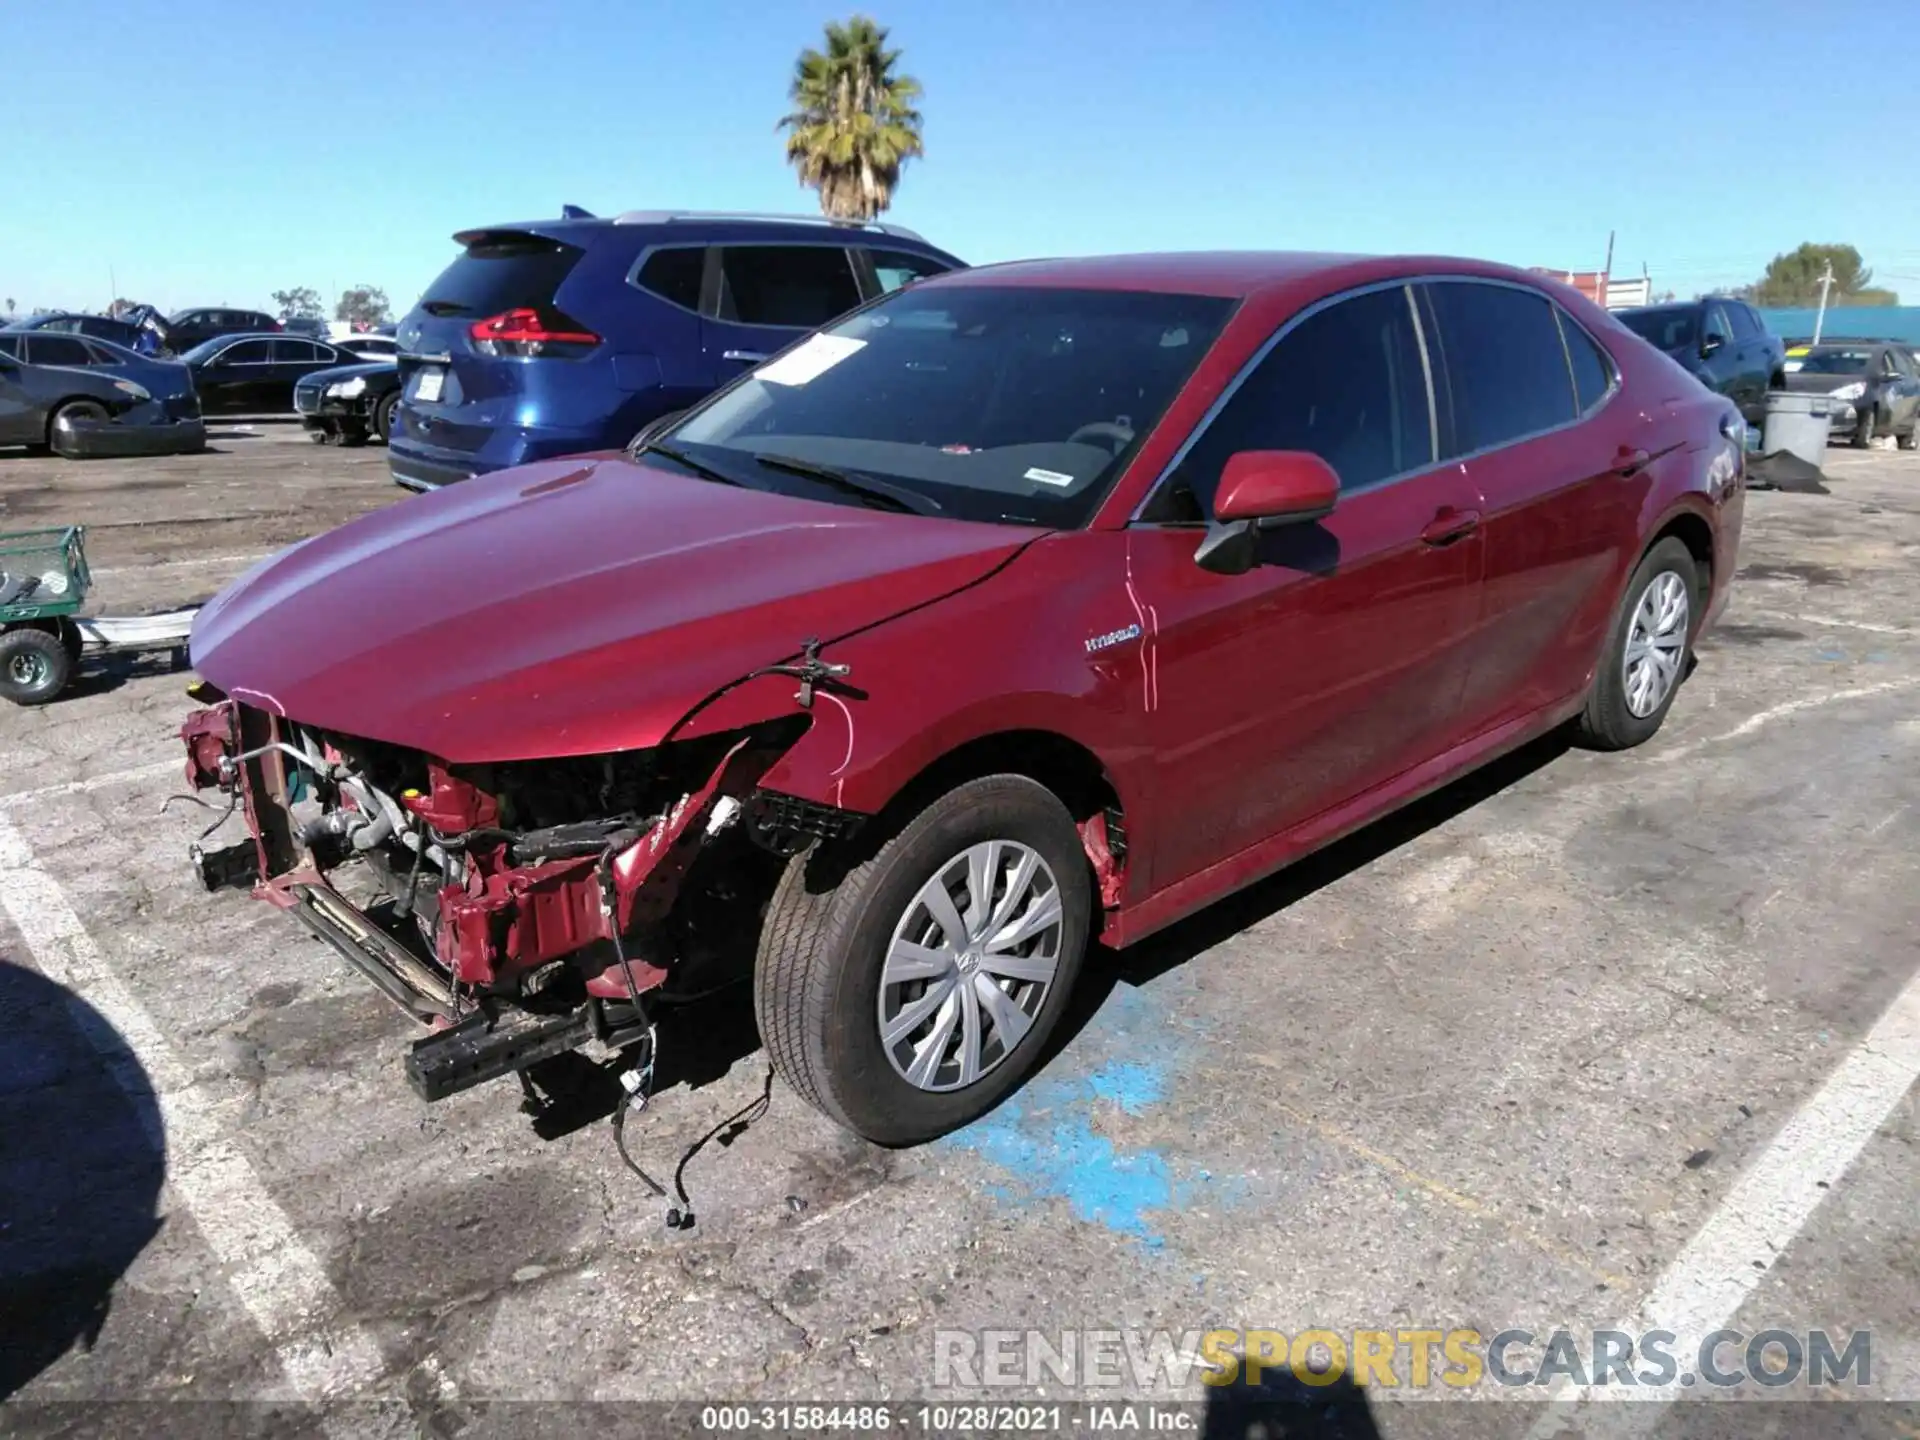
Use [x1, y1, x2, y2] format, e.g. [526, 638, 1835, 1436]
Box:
[374, 393, 398, 445]
[48, 400, 110, 459]
[1575, 537, 1699, 751]
[0, 628, 73, 706]
[755, 774, 1091, 1145]
[1851, 409, 1875, 449]
[1898, 422, 1917, 451]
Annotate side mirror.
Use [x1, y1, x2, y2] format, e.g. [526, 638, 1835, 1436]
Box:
[1700, 334, 1723, 357]
[1194, 451, 1340, 575]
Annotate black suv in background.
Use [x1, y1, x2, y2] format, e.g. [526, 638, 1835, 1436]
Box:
[163, 308, 282, 351]
[1616, 297, 1785, 425]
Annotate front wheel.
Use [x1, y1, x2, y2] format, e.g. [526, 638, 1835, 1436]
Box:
[1851, 410, 1876, 449]
[755, 774, 1091, 1145]
[1575, 537, 1698, 751]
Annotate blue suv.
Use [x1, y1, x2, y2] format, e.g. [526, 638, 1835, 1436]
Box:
[388, 209, 965, 491]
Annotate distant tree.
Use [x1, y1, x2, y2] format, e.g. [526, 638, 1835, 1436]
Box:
[1751, 244, 1897, 308]
[272, 286, 324, 321]
[334, 285, 391, 328]
[779, 15, 924, 221]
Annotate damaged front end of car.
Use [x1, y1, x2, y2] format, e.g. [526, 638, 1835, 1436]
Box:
[179, 685, 859, 1103]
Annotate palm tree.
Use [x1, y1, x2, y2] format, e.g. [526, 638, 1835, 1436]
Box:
[779, 15, 924, 222]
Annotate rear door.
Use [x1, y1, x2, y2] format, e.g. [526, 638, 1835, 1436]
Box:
[0, 344, 36, 442]
[22, 334, 93, 369]
[269, 339, 329, 408]
[1125, 282, 1485, 890]
[1882, 346, 1920, 432]
[626, 244, 713, 417]
[701, 244, 864, 385]
[1422, 279, 1646, 732]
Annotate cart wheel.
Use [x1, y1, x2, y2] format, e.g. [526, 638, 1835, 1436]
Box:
[0, 629, 73, 706]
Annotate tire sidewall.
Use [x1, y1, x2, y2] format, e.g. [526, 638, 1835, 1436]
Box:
[1592, 539, 1699, 744]
[375, 394, 397, 444]
[817, 780, 1090, 1143]
[0, 630, 72, 705]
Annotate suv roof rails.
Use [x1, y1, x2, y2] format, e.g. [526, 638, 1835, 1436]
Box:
[610, 209, 926, 243]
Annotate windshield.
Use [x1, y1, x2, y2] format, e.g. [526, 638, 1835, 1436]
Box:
[1784, 346, 1871, 376]
[664, 284, 1234, 527]
[1618, 306, 1697, 351]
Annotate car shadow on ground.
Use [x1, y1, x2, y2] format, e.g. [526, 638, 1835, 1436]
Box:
[1047, 727, 1574, 1063]
[55, 647, 191, 701]
[511, 729, 1571, 1152]
[0, 959, 164, 1400]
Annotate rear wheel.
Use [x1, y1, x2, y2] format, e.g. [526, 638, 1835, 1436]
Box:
[0, 628, 73, 706]
[755, 775, 1091, 1145]
[1898, 421, 1917, 451]
[48, 400, 110, 459]
[1575, 538, 1698, 751]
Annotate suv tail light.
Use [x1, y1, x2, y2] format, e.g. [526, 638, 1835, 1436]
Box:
[468, 308, 601, 359]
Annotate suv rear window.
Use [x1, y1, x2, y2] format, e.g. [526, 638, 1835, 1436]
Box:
[421, 233, 585, 318]
[634, 246, 705, 311]
[717, 246, 861, 327]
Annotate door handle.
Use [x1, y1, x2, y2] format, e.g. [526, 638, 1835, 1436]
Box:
[722, 350, 768, 364]
[1419, 507, 1481, 546]
[1612, 446, 1651, 477]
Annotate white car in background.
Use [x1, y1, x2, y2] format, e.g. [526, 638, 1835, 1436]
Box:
[337, 335, 398, 361]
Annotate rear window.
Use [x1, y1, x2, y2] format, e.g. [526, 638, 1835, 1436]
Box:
[30, 335, 92, 366]
[1556, 310, 1615, 413]
[1427, 280, 1577, 452]
[634, 246, 705, 311]
[1619, 306, 1698, 351]
[420, 233, 585, 318]
[717, 246, 862, 328]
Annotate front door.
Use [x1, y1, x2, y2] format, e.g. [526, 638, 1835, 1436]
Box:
[700, 244, 865, 387]
[1125, 282, 1486, 891]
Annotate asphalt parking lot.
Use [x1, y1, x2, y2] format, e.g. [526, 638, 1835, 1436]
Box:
[2, 428, 1916, 1437]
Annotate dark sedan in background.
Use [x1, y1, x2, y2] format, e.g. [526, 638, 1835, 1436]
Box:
[0, 348, 205, 458]
[1782, 340, 1920, 448]
[0, 332, 200, 419]
[182, 335, 361, 413]
[294, 361, 402, 445]
[164, 307, 282, 352]
[1616, 297, 1786, 425]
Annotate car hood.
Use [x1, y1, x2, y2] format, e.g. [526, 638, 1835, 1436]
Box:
[190, 454, 1038, 762]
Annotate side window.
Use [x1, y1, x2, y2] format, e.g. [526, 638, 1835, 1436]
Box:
[1891, 348, 1918, 378]
[717, 246, 862, 327]
[29, 335, 92, 366]
[272, 339, 320, 362]
[1426, 281, 1577, 452]
[83, 341, 121, 364]
[223, 339, 273, 364]
[1728, 303, 1760, 340]
[0, 335, 20, 359]
[633, 246, 705, 311]
[1158, 285, 1433, 518]
[1702, 304, 1734, 345]
[1554, 309, 1615, 414]
[867, 248, 950, 294]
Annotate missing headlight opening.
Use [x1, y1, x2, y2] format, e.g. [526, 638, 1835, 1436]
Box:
[179, 697, 837, 1113]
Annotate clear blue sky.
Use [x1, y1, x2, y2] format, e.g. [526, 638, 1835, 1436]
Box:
[4, 0, 1916, 316]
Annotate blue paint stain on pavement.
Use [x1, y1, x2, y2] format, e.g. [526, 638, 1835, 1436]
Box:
[938, 984, 1244, 1247]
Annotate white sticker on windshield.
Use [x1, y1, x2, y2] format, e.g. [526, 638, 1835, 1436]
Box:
[755, 333, 867, 386]
[1024, 467, 1076, 487]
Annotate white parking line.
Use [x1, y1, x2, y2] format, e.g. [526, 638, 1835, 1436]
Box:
[0, 758, 183, 809]
[1657, 677, 1920, 762]
[1527, 960, 1920, 1433]
[0, 812, 387, 1400]
[91, 551, 270, 579]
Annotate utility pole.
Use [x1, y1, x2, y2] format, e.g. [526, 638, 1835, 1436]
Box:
[1813, 260, 1835, 343]
[1601, 230, 1615, 308]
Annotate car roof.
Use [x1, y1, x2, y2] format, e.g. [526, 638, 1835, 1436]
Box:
[453, 211, 956, 256]
[917, 251, 1553, 301]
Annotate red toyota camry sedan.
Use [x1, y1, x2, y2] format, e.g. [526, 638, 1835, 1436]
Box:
[180, 252, 1745, 1143]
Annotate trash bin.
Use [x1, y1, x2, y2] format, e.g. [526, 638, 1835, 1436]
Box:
[1761, 391, 1834, 468]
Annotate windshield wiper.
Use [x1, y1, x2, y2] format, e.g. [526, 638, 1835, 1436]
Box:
[640, 441, 746, 487]
[751, 453, 942, 515]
